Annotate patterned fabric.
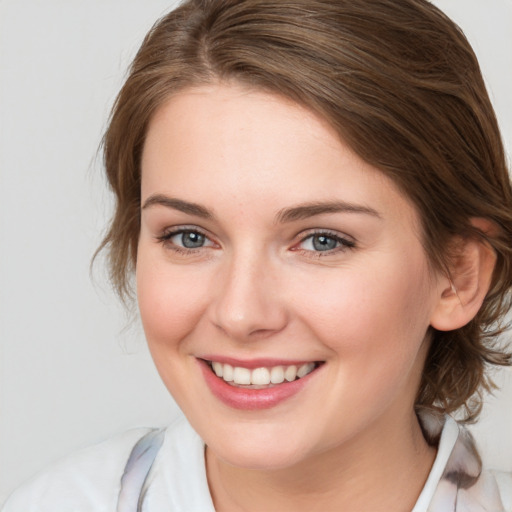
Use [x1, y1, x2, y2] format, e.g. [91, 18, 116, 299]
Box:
[416, 410, 510, 511]
[3, 413, 510, 511]
[113, 411, 510, 512]
[117, 428, 165, 512]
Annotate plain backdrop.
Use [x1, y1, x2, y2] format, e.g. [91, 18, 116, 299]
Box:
[0, 0, 511, 504]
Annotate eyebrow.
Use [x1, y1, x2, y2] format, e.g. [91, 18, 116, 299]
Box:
[275, 201, 381, 223]
[142, 195, 214, 219]
[141, 194, 381, 223]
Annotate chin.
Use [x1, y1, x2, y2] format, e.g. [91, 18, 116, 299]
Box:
[204, 422, 316, 471]
[211, 443, 308, 471]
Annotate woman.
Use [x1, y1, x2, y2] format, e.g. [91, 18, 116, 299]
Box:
[3, 0, 512, 510]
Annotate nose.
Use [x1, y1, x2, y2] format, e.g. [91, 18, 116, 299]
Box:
[209, 251, 288, 341]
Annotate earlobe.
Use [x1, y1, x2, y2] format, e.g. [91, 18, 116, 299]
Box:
[430, 220, 497, 332]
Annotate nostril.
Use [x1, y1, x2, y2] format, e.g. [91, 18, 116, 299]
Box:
[209, 259, 289, 339]
[211, 305, 288, 341]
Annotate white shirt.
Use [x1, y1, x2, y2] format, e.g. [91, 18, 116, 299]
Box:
[3, 413, 511, 511]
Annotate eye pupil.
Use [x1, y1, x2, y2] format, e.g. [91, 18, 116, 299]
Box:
[312, 235, 337, 251]
[182, 231, 205, 248]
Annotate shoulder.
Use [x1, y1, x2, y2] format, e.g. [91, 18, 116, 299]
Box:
[492, 470, 512, 511]
[417, 413, 512, 511]
[140, 417, 215, 511]
[454, 469, 512, 512]
[1, 417, 210, 512]
[1, 427, 153, 512]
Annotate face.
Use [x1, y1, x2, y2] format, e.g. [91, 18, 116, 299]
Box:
[137, 83, 444, 470]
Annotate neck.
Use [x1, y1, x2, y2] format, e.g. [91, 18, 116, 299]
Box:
[206, 409, 436, 512]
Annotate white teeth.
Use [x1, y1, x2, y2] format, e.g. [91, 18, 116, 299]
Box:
[251, 367, 271, 386]
[223, 364, 234, 382]
[284, 365, 298, 382]
[270, 366, 285, 384]
[233, 367, 251, 385]
[210, 361, 318, 386]
[212, 361, 223, 377]
[297, 362, 315, 378]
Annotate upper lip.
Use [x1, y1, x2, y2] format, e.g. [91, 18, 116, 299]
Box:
[198, 355, 321, 369]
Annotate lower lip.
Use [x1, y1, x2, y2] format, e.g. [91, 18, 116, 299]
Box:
[198, 359, 319, 410]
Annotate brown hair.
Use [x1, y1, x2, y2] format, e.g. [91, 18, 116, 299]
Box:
[99, 0, 512, 421]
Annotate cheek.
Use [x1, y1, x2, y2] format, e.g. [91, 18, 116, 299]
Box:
[135, 253, 217, 409]
[292, 256, 434, 367]
[136, 253, 212, 352]
[296, 263, 434, 432]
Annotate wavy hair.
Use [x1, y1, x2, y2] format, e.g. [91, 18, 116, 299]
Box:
[98, 0, 512, 421]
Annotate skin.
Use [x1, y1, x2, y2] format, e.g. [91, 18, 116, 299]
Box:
[137, 83, 449, 511]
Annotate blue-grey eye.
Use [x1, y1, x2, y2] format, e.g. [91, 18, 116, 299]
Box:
[298, 232, 354, 253]
[180, 231, 206, 248]
[312, 234, 338, 251]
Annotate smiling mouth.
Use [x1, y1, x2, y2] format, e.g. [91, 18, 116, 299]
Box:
[205, 360, 323, 388]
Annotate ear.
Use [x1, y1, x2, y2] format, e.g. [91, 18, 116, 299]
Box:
[430, 219, 497, 332]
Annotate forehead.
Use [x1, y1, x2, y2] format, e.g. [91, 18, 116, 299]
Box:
[143, 83, 343, 174]
[141, 83, 420, 231]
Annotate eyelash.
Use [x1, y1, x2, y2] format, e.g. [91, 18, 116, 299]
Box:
[294, 230, 356, 258]
[156, 227, 214, 255]
[155, 227, 356, 257]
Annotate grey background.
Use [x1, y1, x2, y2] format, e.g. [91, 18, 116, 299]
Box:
[1, 0, 511, 503]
